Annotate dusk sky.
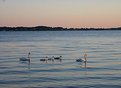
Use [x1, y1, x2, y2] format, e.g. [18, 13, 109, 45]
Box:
[0, 0, 121, 28]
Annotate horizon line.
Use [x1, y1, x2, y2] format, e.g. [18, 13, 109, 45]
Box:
[0, 26, 121, 29]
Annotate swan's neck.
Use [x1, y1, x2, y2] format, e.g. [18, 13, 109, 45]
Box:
[84, 54, 87, 62]
[28, 54, 30, 58]
[28, 53, 31, 60]
[84, 57, 87, 62]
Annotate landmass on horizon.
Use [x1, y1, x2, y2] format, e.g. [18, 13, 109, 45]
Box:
[0, 26, 121, 31]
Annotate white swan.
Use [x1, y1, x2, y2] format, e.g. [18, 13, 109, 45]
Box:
[76, 54, 87, 63]
[19, 52, 31, 62]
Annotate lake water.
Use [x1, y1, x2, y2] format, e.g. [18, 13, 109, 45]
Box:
[0, 31, 121, 88]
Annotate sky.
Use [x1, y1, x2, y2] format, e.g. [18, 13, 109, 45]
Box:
[0, 0, 121, 28]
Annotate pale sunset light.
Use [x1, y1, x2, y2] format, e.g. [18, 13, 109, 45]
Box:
[0, 0, 121, 28]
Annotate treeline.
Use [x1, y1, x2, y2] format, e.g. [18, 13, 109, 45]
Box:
[0, 26, 121, 31]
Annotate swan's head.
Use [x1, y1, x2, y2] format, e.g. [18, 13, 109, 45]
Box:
[28, 52, 31, 59]
[28, 52, 31, 55]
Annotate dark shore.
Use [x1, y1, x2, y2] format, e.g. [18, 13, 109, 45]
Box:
[0, 26, 121, 31]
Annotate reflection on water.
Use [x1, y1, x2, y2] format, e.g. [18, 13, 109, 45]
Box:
[0, 31, 121, 88]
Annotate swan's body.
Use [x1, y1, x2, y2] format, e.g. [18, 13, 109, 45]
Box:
[40, 59, 47, 61]
[54, 56, 62, 62]
[19, 57, 30, 61]
[40, 56, 48, 63]
[76, 59, 84, 62]
[54, 56, 62, 60]
[48, 56, 54, 62]
[19, 52, 31, 62]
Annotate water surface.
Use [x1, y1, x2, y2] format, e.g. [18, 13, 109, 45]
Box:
[0, 31, 121, 88]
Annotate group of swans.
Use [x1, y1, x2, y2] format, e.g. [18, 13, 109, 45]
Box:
[19, 53, 62, 62]
[19, 52, 87, 66]
[40, 56, 62, 63]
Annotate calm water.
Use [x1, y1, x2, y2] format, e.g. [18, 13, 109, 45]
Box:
[0, 31, 121, 88]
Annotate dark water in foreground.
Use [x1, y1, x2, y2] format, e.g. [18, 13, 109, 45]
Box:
[0, 31, 121, 88]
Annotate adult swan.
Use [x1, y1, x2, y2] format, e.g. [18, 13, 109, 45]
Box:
[76, 53, 87, 63]
[76, 53, 87, 68]
[19, 52, 31, 62]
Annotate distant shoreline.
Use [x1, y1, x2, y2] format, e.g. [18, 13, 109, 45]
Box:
[0, 26, 121, 31]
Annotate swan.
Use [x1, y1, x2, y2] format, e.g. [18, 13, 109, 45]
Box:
[48, 56, 54, 62]
[54, 56, 62, 62]
[76, 54, 87, 63]
[54, 56, 62, 60]
[40, 56, 48, 63]
[40, 59, 47, 61]
[19, 52, 31, 62]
